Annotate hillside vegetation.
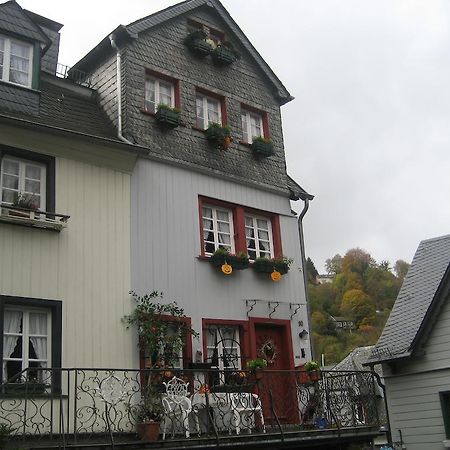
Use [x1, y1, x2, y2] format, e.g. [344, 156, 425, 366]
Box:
[307, 249, 409, 365]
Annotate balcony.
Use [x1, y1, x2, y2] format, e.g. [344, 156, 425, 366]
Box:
[0, 204, 69, 231]
[0, 367, 385, 449]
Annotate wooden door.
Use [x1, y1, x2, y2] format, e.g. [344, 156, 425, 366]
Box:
[251, 320, 298, 425]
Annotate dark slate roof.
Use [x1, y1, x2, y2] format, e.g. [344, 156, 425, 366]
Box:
[0, 1, 50, 46]
[334, 346, 374, 371]
[72, 0, 293, 105]
[0, 74, 118, 140]
[287, 175, 314, 201]
[369, 234, 450, 363]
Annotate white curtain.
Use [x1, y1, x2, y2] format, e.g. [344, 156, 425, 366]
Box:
[29, 312, 47, 362]
[3, 310, 21, 358]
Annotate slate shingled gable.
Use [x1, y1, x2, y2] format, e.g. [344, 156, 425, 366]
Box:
[369, 234, 450, 363]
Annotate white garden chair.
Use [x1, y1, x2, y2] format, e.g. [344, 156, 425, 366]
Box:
[229, 392, 266, 435]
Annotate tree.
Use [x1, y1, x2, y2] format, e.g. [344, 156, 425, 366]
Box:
[325, 254, 342, 275]
[394, 259, 410, 282]
[341, 248, 374, 275]
[340, 289, 376, 327]
[306, 257, 319, 284]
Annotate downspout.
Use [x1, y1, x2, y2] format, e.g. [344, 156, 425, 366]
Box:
[109, 35, 133, 145]
[297, 198, 315, 360]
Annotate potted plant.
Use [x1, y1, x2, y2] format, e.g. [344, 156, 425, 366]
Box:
[206, 123, 232, 149]
[209, 248, 249, 274]
[246, 358, 267, 380]
[135, 384, 165, 441]
[251, 137, 275, 157]
[9, 192, 39, 217]
[212, 41, 239, 66]
[0, 423, 14, 448]
[252, 256, 292, 275]
[184, 30, 215, 57]
[122, 291, 199, 441]
[155, 104, 181, 129]
[303, 360, 321, 383]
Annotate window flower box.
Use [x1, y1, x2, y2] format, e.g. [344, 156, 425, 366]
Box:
[155, 105, 180, 129]
[206, 123, 232, 149]
[184, 30, 215, 57]
[5, 382, 48, 395]
[212, 44, 238, 66]
[209, 248, 249, 271]
[251, 137, 275, 157]
[252, 256, 292, 275]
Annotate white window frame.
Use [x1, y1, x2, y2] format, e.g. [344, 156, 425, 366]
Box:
[144, 75, 175, 113]
[0, 35, 33, 88]
[0, 156, 46, 210]
[202, 204, 235, 255]
[196, 93, 222, 129]
[245, 214, 274, 260]
[241, 109, 264, 144]
[206, 325, 242, 373]
[3, 306, 51, 382]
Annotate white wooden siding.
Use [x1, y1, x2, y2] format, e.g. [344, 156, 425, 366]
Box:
[131, 158, 311, 365]
[0, 130, 136, 370]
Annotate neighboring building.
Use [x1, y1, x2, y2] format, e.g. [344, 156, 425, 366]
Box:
[368, 235, 450, 450]
[330, 315, 355, 331]
[317, 274, 334, 284]
[71, 0, 314, 372]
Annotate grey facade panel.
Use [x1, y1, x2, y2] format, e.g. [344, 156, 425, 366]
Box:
[0, 83, 39, 115]
[40, 26, 60, 74]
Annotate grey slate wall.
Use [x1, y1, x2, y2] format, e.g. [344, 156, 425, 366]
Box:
[40, 26, 60, 75]
[89, 4, 291, 195]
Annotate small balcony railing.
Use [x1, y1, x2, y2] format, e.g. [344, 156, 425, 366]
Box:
[0, 367, 385, 448]
[0, 204, 70, 231]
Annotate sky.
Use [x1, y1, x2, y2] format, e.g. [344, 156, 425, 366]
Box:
[12, 0, 450, 272]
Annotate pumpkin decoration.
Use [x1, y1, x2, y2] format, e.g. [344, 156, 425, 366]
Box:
[222, 135, 233, 150]
[221, 263, 233, 275]
[271, 270, 282, 282]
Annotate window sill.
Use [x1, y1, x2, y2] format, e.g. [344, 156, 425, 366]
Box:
[0, 79, 40, 94]
[141, 109, 156, 117]
[0, 206, 69, 232]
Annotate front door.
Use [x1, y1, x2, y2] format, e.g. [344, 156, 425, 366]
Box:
[250, 319, 298, 425]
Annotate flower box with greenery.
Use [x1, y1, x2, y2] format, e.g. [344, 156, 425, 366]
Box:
[184, 30, 215, 57]
[300, 360, 321, 384]
[155, 104, 181, 128]
[212, 42, 239, 66]
[209, 248, 250, 271]
[205, 122, 232, 149]
[252, 256, 292, 275]
[122, 291, 199, 440]
[210, 371, 255, 393]
[8, 192, 39, 217]
[251, 137, 275, 157]
[5, 380, 48, 395]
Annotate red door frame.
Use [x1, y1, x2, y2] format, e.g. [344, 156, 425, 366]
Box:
[248, 317, 295, 369]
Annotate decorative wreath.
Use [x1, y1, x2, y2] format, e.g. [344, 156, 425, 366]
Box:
[258, 339, 278, 365]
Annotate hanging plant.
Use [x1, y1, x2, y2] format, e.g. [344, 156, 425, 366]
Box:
[155, 104, 181, 129]
[251, 137, 275, 157]
[209, 248, 250, 273]
[206, 123, 232, 149]
[184, 30, 215, 57]
[212, 42, 239, 66]
[252, 256, 292, 277]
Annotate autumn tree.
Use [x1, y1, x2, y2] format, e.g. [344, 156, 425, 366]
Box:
[394, 259, 410, 282]
[325, 254, 343, 275]
[340, 289, 376, 328]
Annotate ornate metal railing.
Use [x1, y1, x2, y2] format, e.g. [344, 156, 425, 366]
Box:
[0, 367, 384, 447]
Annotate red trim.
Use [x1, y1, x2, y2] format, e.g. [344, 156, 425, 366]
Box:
[198, 196, 282, 257]
[202, 318, 250, 365]
[248, 317, 295, 370]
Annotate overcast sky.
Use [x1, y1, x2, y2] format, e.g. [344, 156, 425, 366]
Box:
[12, 0, 450, 271]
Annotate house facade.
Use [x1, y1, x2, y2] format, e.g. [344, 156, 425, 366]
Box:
[72, 0, 314, 372]
[368, 235, 450, 450]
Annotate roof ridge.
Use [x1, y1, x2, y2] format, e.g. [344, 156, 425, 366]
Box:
[420, 234, 450, 245]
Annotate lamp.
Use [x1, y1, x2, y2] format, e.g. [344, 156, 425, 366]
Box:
[299, 329, 309, 339]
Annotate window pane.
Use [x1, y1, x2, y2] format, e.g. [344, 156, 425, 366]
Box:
[24, 179, 40, 194]
[241, 113, 249, 143]
[202, 207, 213, 219]
[9, 41, 30, 86]
[257, 219, 269, 230]
[2, 189, 16, 204]
[3, 160, 19, 175]
[25, 165, 41, 180]
[2, 174, 19, 190]
[196, 96, 205, 128]
[258, 230, 269, 241]
[159, 81, 172, 106]
[145, 79, 156, 112]
[216, 210, 229, 222]
[250, 113, 262, 138]
[207, 98, 219, 124]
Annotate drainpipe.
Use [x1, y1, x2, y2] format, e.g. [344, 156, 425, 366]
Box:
[109, 35, 133, 145]
[297, 198, 315, 360]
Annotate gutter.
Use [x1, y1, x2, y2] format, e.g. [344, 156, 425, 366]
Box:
[297, 198, 315, 359]
[109, 33, 134, 145]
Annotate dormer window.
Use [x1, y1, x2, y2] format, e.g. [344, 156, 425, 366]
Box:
[0, 35, 33, 88]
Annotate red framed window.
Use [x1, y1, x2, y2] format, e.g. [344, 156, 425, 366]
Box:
[144, 70, 180, 114]
[198, 196, 282, 260]
[195, 88, 227, 130]
[240, 105, 269, 144]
